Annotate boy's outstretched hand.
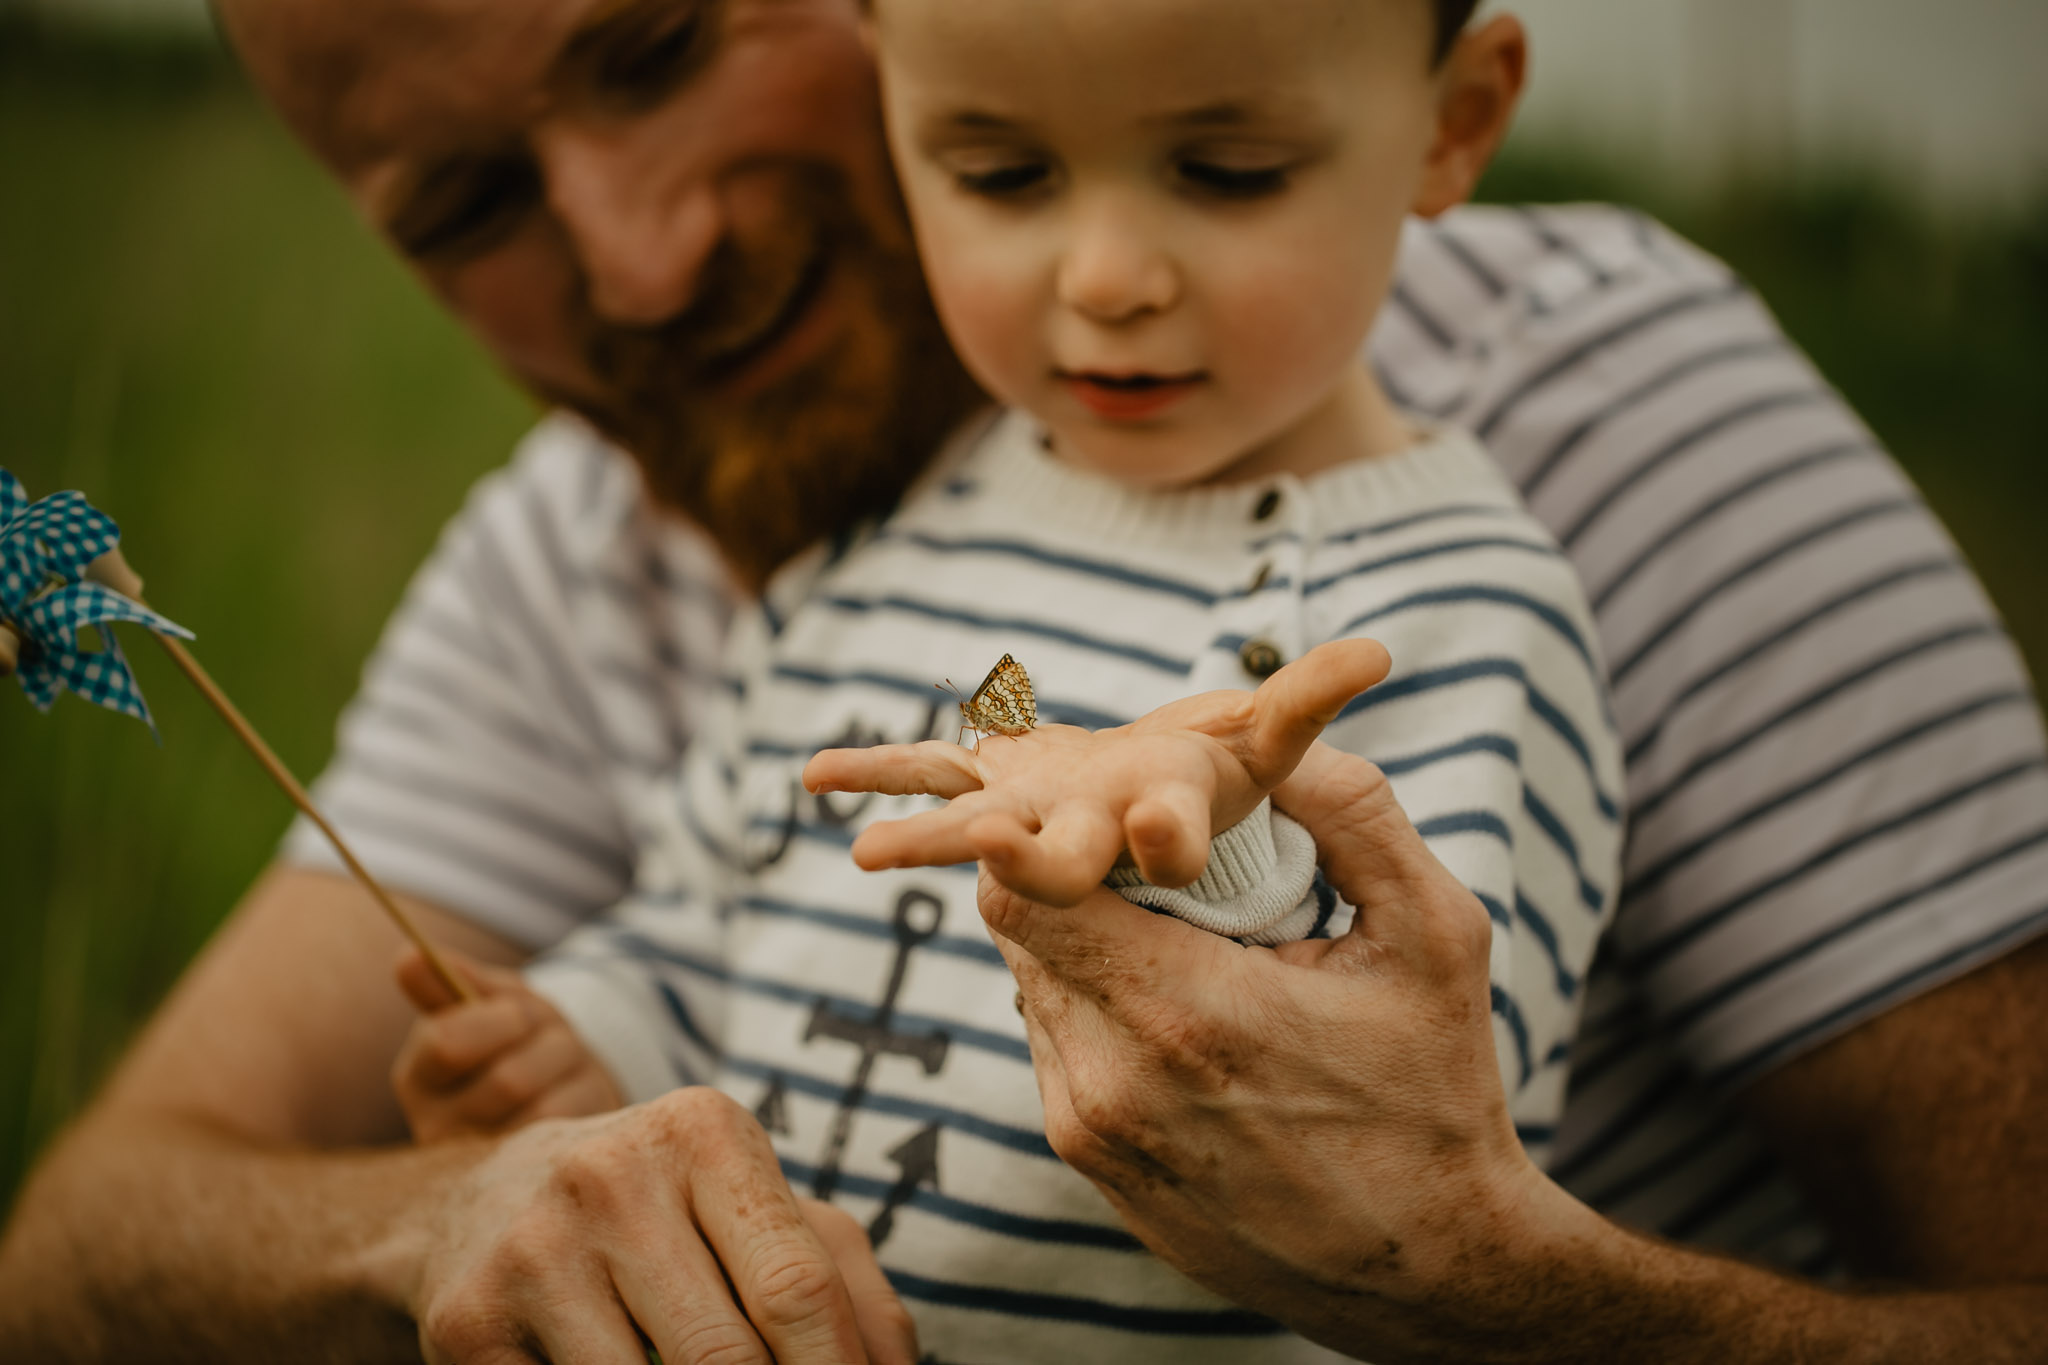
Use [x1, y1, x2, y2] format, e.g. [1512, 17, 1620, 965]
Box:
[391, 946, 624, 1143]
[802, 637, 1391, 906]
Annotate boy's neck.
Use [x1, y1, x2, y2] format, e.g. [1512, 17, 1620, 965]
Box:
[1206, 363, 1417, 487]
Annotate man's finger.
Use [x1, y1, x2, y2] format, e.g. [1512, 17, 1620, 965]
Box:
[977, 867, 1193, 990]
[1244, 638, 1392, 782]
[1273, 743, 1491, 973]
[801, 1199, 922, 1365]
[614, 1224, 774, 1365]
[687, 1112, 872, 1363]
[804, 740, 984, 798]
[533, 1290, 673, 1365]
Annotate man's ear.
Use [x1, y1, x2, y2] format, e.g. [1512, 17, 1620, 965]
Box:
[1412, 14, 1528, 220]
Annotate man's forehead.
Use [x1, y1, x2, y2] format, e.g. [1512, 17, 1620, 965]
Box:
[224, 0, 587, 174]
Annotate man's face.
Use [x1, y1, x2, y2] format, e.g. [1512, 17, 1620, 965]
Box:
[221, 0, 983, 587]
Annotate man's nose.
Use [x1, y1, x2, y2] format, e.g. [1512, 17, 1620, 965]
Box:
[1055, 198, 1179, 324]
[536, 124, 723, 327]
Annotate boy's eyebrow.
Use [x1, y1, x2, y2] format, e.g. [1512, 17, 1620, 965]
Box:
[928, 110, 1038, 133]
[1143, 97, 1316, 129]
[924, 98, 1316, 137]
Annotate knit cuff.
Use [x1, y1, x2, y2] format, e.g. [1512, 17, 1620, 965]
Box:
[525, 956, 681, 1105]
[1105, 799, 1320, 945]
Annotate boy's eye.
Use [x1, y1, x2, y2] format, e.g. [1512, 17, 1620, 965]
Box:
[954, 162, 1052, 197]
[1177, 160, 1290, 199]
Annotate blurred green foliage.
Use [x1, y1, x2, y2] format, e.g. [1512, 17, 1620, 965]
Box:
[1, 22, 2042, 1213]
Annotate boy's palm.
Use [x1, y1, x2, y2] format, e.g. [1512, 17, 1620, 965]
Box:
[804, 638, 1391, 906]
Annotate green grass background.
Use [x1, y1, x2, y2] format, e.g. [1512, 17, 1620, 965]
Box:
[2, 25, 2043, 1212]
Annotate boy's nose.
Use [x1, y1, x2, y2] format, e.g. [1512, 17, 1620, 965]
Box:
[1056, 203, 1179, 324]
[536, 123, 724, 327]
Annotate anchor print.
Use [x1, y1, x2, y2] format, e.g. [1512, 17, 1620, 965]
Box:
[804, 889, 952, 1209]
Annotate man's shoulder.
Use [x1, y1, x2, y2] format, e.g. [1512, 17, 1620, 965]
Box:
[446, 412, 733, 612]
[1403, 203, 1737, 320]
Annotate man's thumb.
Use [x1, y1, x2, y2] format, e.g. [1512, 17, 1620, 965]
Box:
[1273, 743, 1490, 973]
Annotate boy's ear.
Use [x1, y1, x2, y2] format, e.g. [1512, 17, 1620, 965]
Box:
[1412, 14, 1528, 219]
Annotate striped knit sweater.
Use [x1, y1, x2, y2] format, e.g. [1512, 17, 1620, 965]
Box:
[524, 408, 1623, 1362]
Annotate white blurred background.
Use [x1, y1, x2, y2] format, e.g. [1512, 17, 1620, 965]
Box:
[1502, 0, 2048, 217]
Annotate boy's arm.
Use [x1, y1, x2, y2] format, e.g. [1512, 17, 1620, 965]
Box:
[805, 638, 1393, 904]
[0, 865, 916, 1364]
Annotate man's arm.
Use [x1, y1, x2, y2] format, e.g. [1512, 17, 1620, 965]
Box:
[1739, 931, 2048, 1289]
[1486, 936, 2048, 1364]
[0, 865, 521, 1359]
[981, 744, 2047, 1364]
[0, 866, 918, 1365]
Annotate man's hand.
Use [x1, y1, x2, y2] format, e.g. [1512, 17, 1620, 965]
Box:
[804, 637, 1391, 905]
[972, 740, 1546, 1358]
[976, 743, 2048, 1363]
[396, 1090, 918, 1365]
[391, 946, 624, 1143]
[0, 867, 923, 1365]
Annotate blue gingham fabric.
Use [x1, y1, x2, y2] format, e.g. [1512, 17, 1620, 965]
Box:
[2, 468, 192, 730]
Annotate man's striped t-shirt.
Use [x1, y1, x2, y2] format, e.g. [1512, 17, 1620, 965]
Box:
[518, 411, 1622, 1361]
[286, 204, 2048, 1288]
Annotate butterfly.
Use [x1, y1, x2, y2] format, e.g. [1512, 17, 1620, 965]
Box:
[939, 652, 1038, 746]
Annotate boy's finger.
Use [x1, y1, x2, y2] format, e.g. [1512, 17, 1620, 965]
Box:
[1123, 780, 1214, 889]
[404, 993, 548, 1091]
[393, 945, 469, 1014]
[394, 944, 525, 1015]
[804, 741, 984, 798]
[453, 1021, 590, 1125]
[850, 805, 987, 870]
[512, 1066, 627, 1127]
[970, 805, 1123, 907]
[1246, 637, 1392, 779]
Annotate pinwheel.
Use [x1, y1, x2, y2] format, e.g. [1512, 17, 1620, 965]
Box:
[2, 470, 193, 729]
[2, 467, 473, 1002]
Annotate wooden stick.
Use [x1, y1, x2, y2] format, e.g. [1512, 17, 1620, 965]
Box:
[151, 633, 476, 1003]
[84, 547, 474, 1004]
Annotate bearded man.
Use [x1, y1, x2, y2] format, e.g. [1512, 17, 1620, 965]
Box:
[1, 0, 2044, 1361]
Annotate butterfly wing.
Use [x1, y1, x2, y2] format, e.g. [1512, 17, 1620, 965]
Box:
[966, 653, 1037, 736]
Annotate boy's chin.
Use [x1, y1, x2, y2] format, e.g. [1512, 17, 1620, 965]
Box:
[1042, 427, 1242, 491]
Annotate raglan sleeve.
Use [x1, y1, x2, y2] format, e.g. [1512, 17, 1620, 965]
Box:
[279, 415, 719, 951]
[1316, 504, 1626, 1138]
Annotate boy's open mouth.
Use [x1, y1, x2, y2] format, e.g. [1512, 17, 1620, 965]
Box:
[1057, 368, 1208, 420]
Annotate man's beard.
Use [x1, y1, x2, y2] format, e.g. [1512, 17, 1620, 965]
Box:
[557, 168, 986, 592]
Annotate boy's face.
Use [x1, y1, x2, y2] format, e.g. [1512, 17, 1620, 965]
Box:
[875, 0, 1457, 487]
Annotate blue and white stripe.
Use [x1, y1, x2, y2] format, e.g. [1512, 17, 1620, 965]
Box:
[286, 204, 2048, 1320]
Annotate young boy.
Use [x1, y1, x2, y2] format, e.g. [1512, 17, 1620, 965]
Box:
[394, 1, 1620, 1358]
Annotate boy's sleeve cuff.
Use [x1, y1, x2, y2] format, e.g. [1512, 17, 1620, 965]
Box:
[524, 956, 684, 1105]
[1105, 798, 1320, 944]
